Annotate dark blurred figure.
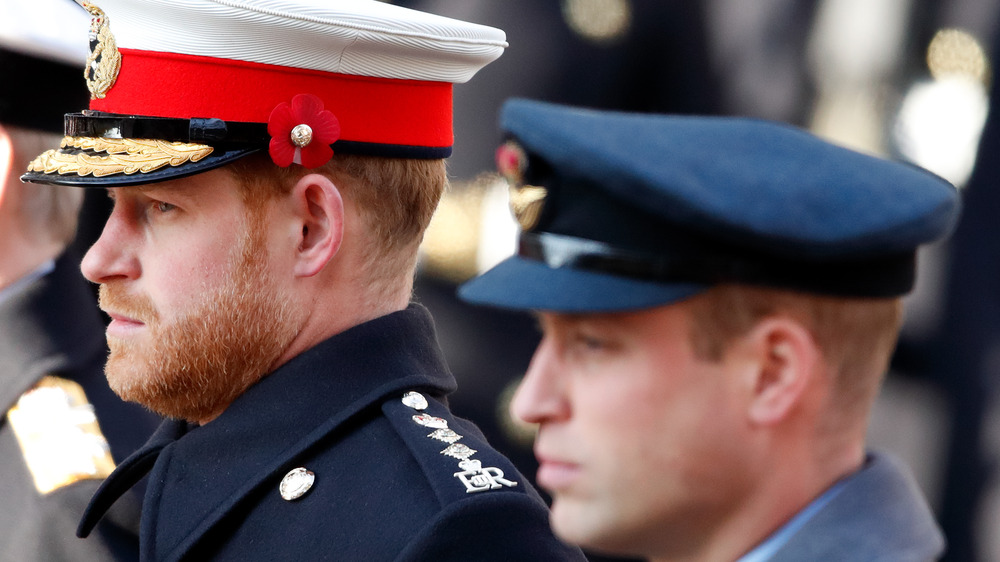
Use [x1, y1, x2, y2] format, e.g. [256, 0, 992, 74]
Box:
[885, 3, 1000, 560]
[0, 1, 160, 560]
[926, 13, 1000, 562]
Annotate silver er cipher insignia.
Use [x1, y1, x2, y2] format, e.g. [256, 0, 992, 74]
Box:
[454, 459, 518, 494]
[404, 392, 518, 494]
[403, 392, 517, 494]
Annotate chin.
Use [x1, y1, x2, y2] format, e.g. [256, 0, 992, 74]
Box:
[549, 498, 608, 549]
[550, 498, 651, 559]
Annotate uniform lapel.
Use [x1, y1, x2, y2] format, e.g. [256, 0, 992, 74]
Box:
[77, 418, 190, 539]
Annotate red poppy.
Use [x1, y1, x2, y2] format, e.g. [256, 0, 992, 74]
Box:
[496, 141, 527, 185]
[267, 94, 341, 168]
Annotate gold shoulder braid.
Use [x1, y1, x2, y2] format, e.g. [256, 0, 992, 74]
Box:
[27, 136, 215, 178]
[6, 376, 116, 495]
[83, 3, 122, 99]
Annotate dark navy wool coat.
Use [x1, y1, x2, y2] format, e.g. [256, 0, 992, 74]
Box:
[0, 253, 160, 561]
[80, 305, 585, 561]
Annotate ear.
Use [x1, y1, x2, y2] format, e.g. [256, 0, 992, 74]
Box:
[288, 173, 344, 278]
[739, 317, 821, 426]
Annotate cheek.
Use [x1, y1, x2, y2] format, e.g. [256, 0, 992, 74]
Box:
[143, 240, 236, 312]
[641, 368, 749, 495]
[569, 365, 674, 471]
[610, 359, 735, 465]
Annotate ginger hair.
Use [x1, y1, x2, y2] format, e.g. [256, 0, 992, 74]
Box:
[227, 152, 446, 298]
[687, 284, 903, 421]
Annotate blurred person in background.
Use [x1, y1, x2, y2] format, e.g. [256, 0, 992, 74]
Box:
[0, 0, 160, 559]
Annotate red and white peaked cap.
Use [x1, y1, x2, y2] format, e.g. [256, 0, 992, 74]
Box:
[22, 0, 507, 187]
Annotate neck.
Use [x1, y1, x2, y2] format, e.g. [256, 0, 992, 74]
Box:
[271, 264, 413, 373]
[650, 438, 864, 562]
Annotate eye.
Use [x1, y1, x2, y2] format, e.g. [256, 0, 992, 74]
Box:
[154, 200, 176, 213]
[566, 327, 616, 354]
[576, 334, 610, 352]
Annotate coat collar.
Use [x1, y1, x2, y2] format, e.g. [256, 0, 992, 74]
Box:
[767, 452, 944, 561]
[79, 304, 457, 560]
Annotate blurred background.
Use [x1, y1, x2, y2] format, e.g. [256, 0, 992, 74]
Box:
[397, 1, 1000, 561]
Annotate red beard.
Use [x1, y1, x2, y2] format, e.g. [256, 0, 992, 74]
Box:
[98, 218, 300, 423]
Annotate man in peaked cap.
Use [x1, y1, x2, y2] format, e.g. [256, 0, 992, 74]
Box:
[21, 2, 584, 560]
[460, 99, 959, 561]
[1, 0, 161, 559]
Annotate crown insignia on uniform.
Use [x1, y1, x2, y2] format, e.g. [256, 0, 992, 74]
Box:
[83, 3, 120, 100]
[400, 392, 518, 494]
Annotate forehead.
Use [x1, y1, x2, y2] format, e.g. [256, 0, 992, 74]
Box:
[115, 167, 242, 200]
[538, 303, 692, 336]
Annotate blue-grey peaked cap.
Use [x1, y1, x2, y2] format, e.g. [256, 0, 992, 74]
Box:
[458, 99, 961, 313]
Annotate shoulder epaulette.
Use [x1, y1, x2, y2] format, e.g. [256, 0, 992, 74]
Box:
[381, 390, 520, 505]
[7, 375, 116, 494]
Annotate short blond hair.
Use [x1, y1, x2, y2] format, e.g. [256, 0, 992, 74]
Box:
[687, 285, 903, 418]
[227, 152, 446, 292]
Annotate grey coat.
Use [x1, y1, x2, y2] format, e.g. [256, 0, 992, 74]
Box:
[770, 452, 944, 561]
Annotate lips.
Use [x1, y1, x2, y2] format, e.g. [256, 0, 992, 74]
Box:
[98, 284, 159, 337]
[105, 310, 145, 325]
[534, 449, 582, 492]
[104, 310, 148, 338]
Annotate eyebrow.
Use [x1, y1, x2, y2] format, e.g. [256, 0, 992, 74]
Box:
[129, 181, 206, 203]
[132, 183, 190, 195]
[534, 311, 581, 333]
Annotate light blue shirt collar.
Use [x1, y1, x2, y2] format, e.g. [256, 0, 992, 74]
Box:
[736, 477, 850, 562]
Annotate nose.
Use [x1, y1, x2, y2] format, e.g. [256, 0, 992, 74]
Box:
[511, 337, 571, 425]
[81, 197, 140, 284]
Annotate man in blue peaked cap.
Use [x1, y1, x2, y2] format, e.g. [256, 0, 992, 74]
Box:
[460, 99, 960, 561]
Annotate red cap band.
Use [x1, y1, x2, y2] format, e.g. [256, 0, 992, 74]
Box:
[90, 48, 454, 149]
